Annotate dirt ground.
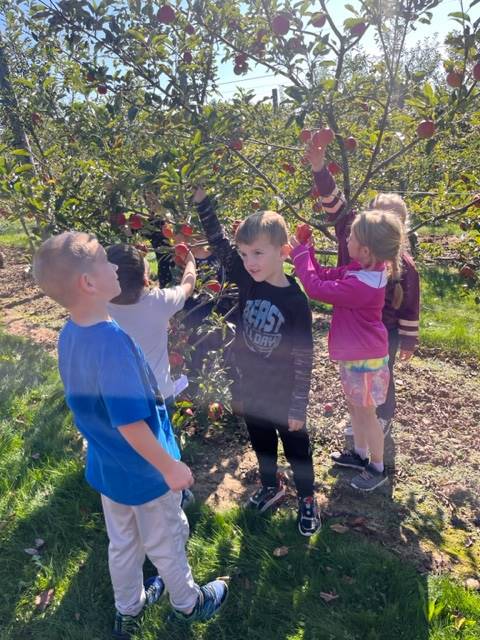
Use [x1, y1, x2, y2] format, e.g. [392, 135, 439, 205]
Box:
[1, 244, 479, 583]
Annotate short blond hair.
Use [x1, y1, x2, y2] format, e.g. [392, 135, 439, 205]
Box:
[33, 231, 99, 307]
[369, 193, 409, 229]
[235, 210, 288, 246]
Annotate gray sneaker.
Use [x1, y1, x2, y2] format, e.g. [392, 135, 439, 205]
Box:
[351, 463, 388, 492]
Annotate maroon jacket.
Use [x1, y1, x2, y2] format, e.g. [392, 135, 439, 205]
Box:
[313, 167, 420, 352]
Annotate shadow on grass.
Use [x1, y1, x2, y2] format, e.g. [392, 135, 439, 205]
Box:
[420, 266, 462, 300]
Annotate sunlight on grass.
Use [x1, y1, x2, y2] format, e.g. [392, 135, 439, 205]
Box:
[420, 266, 480, 358]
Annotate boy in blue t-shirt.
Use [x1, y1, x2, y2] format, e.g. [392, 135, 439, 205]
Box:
[33, 231, 227, 639]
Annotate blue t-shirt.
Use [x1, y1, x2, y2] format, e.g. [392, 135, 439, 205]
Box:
[58, 319, 180, 505]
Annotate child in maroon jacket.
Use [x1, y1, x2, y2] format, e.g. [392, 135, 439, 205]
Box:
[308, 144, 420, 436]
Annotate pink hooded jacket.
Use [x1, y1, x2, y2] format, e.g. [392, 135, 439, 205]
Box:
[291, 245, 388, 361]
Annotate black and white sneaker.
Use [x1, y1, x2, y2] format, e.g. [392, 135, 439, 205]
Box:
[297, 496, 321, 536]
[331, 449, 369, 470]
[247, 483, 285, 513]
[351, 463, 388, 492]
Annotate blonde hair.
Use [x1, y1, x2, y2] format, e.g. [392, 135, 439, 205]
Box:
[369, 193, 409, 230]
[351, 211, 404, 309]
[235, 210, 288, 247]
[33, 231, 99, 308]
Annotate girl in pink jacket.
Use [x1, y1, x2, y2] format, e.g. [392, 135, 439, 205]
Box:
[290, 211, 403, 492]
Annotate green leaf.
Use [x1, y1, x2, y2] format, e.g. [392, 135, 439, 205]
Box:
[27, 197, 43, 210]
[11, 149, 31, 157]
[13, 163, 34, 174]
[284, 86, 306, 104]
[448, 11, 470, 21]
[192, 129, 202, 146]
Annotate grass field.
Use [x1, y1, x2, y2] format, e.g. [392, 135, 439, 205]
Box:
[0, 331, 479, 639]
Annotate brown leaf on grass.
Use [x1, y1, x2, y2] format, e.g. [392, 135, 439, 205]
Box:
[464, 578, 480, 590]
[320, 591, 339, 602]
[35, 588, 54, 612]
[272, 546, 289, 557]
[330, 523, 349, 534]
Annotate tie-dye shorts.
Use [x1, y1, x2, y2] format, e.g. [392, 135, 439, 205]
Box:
[339, 357, 390, 407]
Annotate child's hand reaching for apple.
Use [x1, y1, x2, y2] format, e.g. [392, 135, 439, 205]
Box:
[192, 186, 207, 204]
[305, 140, 326, 173]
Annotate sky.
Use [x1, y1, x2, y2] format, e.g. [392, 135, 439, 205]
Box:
[214, 0, 480, 101]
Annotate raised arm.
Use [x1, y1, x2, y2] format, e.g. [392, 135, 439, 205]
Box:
[179, 251, 196, 299]
[192, 188, 249, 287]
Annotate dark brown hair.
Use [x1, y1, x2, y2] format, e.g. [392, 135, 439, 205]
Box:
[106, 244, 146, 304]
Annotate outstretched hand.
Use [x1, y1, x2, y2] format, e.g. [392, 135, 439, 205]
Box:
[288, 417, 305, 432]
[304, 140, 327, 173]
[192, 186, 207, 204]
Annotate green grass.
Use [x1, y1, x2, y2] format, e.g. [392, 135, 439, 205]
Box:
[419, 265, 480, 359]
[0, 331, 479, 639]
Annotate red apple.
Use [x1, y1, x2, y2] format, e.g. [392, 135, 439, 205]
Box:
[185, 23, 195, 35]
[417, 119, 436, 139]
[312, 201, 323, 213]
[31, 112, 42, 126]
[282, 162, 295, 174]
[234, 64, 248, 75]
[235, 53, 247, 65]
[350, 22, 367, 37]
[473, 62, 480, 82]
[312, 127, 335, 147]
[344, 136, 357, 152]
[112, 212, 127, 226]
[251, 198, 261, 210]
[205, 280, 221, 293]
[299, 129, 312, 143]
[312, 13, 327, 28]
[174, 243, 190, 260]
[129, 214, 143, 230]
[212, 163, 220, 173]
[169, 352, 184, 367]
[327, 161, 342, 175]
[446, 70, 463, 88]
[157, 5, 175, 24]
[229, 138, 243, 151]
[162, 222, 174, 239]
[134, 242, 149, 254]
[208, 402, 224, 421]
[180, 223, 193, 236]
[459, 264, 475, 279]
[183, 51, 193, 64]
[323, 402, 334, 415]
[97, 84, 108, 95]
[296, 223, 313, 244]
[272, 13, 290, 36]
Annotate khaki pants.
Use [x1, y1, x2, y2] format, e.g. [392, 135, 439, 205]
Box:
[101, 490, 200, 616]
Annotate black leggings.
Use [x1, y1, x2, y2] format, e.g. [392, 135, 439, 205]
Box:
[244, 414, 315, 498]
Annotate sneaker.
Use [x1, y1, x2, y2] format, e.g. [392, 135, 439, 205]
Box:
[331, 449, 369, 470]
[247, 483, 285, 513]
[181, 488, 195, 510]
[113, 576, 165, 639]
[351, 463, 388, 492]
[379, 417, 392, 437]
[297, 496, 321, 536]
[172, 579, 228, 622]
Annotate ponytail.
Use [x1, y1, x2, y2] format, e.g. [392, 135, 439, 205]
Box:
[390, 257, 404, 310]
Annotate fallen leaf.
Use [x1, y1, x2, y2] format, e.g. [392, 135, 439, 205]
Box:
[35, 588, 54, 612]
[464, 578, 480, 591]
[34, 538, 45, 549]
[31, 453, 41, 460]
[320, 591, 339, 602]
[272, 546, 289, 557]
[330, 523, 349, 534]
[24, 548, 39, 556]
